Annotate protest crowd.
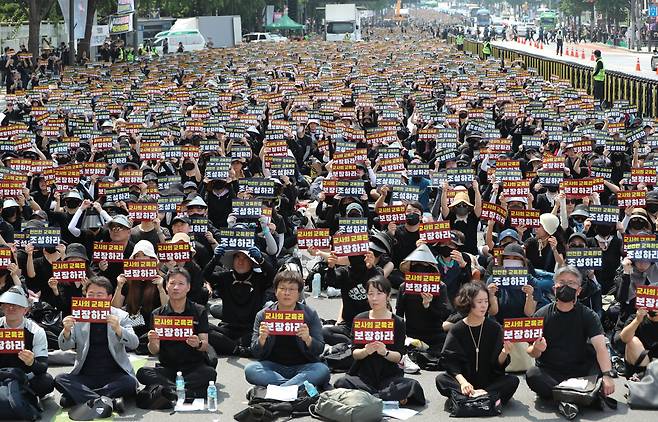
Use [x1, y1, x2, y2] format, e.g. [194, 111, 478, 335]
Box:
[0, 24, 657, 421]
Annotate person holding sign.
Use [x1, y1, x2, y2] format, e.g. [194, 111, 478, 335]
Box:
[523, 213, 566, 272]
[48, 243, 94, 316]
[245, 271, 330, 387]
[334, 276, 426, 406]
[55, 277, 138, 411]
[618, 307, 658, 380]
[137, 268, 216, 398]
[525, 266, 615, 419]
[436, 283, 519, 408]
[614, 256, 658, 343]
[440, 183, 482, 255]
[0, 286, 54, 398]
[385, 201, 424, 289]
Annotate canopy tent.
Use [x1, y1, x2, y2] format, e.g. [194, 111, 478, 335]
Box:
[265, 15, 304, 31]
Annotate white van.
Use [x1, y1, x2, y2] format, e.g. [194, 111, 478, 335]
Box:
[152, 30, 207, 54]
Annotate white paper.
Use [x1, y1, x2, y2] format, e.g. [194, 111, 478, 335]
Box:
[264, 384, 298, 402]
[558, 378, 589, 389]
[174, 398, 205, 412]
[383, 408, 418, 420]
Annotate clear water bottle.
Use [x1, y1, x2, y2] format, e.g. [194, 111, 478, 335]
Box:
[207, 381, 218, 411]
[312, 273, 321, 298]
[175, 371, 185, 402]
[303, 380, 319, 397]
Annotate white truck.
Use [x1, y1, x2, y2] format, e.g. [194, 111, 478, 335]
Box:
[325, 3, 361, 41]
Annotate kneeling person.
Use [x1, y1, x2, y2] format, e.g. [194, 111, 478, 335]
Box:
[55, 276, 139, 410]
[246, 271, 330, 387]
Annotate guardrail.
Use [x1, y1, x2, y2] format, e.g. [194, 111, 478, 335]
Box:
[448, 36, 658, 117]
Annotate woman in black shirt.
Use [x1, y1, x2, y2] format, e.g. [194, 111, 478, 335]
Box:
[436, 283, 519, 407]
[334, 276, 426, 406]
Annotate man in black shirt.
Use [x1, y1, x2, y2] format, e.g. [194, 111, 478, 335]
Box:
[526, 265, 614, 418]
[619, 308, 658, 378]
[137, 268, 216, 398]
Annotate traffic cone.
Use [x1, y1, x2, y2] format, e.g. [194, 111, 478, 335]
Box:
[590, 51, 595, 61]
[540, 42, 543, 50]
[655, 65, 658, 76]
[581, 49, 585, 59]
[636, 58, 641, 71]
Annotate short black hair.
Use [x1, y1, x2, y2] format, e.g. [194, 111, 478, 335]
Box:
[454, 282, 489, 314]
[407, 201, 424, 213]
[274, 270, 304, 293]
[166, 267, 191, 284]
[86, 276, 114, 295]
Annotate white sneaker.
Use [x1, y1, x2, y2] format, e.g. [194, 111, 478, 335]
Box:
[325, 287, 341, 297]
[400, 354, 420, 374]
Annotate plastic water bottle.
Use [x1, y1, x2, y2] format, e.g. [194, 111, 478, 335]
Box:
[175, 371, 185, 402]
[312, 273, 321, 298]
[303, 380, 319, 397]
[207, 381, 218, 411]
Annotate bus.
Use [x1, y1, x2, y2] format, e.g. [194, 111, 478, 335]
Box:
[476, 9, 492, 27]
[538, 10, 557, 30]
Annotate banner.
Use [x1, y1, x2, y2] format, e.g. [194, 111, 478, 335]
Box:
[332, 232, 369, 256]
[419, 222, 451, 244]
[53, 261, 86, 282]
[352, 319, 395, 344]
[0, 329, 24, 354]
[92, 242, 125, 262]
[617, 190, 647, 208]
[377, 205, 407, 224]
[338, 218, 368, 234]
[503, 318, 544, 343]
[231, 200, 263, 219]
[636, 286, 658, 311]
[109, 13, 134, 35]
[117, 0, 135, 15]
[566, 248, 603, 270]
[491, 267, 528, 288]
[588, 205, 619, 225]
[70, 297, 111, 323]
[216, 229, 255, 250]
[625, 241, 658, 262]
[263, 310, 304, 335]
[296, 228, 331, 249]
[157, 242, 191, 262]
[153, 316, 194, 341]
[0, 248, 11, 269]
[128, 203, 158, 222]
[123, 259, 158, 280]
[90, 25, 110, 47]
[58, 0, 88, 39]
[403, 272, 441, 295]
[509, 209, 540, 227]
[480, 202, 507, 225]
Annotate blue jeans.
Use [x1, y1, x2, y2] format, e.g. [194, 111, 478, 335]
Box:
[245, 361, 330, 387]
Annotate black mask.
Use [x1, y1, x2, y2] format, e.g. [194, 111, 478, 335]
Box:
[647, 203, 658, 214]
[406, 213, 420, 226]
[555, 285, 577, 302]
[595, 225, 613, 237]
[44, 246, 57, 254]
[410, 263, 436, 273]
[546, 185, 558, 193]
[459, 112, 468, 119]
[348, 255, 366, 272]
[437, 245, 453, 258]
[630, 220, 648, 230]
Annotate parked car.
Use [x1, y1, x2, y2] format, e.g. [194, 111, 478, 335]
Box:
[152, 29, 206, 54]
[242, 32, 288, 43]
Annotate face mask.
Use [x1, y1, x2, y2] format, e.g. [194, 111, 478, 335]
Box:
[182, 162, 195, 171]
[573, 221, 584, 232]
[454, 206, 469, 217]
[438, 245, 453, 258]
[406, 213, 420, 226]
[555, 285, 577, 303]
[595, 225, 612, 237]
[503, 259, 523, 268]
[630, 220, 647, 230]
[459, 112, 468, 119]
[547, 186, 558, 193]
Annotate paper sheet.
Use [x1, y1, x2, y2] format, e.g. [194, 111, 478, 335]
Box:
[383, 407, 419, 420]
[558, 378, 589, 389]
[174, 398, 205, 412]
[265, 384, 298, 402]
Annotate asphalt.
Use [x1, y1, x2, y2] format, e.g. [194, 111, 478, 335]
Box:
[40, 292, 655, 421]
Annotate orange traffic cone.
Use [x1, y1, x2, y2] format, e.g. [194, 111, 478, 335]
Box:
[636, 58, 641, 71]
[655, 65, 658, 76]
[540, 42, 543, 50]
[590, 51, 595, 61]
[581, 49, 585, 59]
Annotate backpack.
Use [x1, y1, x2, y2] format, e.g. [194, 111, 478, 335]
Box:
[0, 368, 41, 421]
[552, 375, 603, 407]
[234, 385, 318, 421]
[135, 384, 177, 410]
[321, 343, 353, 373]
[446, 390, 502, 417]
[628, 360, 658, 409]
[309, 388, 382, 422]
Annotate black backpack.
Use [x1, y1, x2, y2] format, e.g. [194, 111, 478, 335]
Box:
[0, 368, 41, 421]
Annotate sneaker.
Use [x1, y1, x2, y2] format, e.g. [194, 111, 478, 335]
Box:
[59, 395, 75, 408]
[558, 402, 579, 420]
[112, 397, 126, 415]
[399, 354, 420, 374]
[325, 287, 341, 298]
[236, 345, 253, 358]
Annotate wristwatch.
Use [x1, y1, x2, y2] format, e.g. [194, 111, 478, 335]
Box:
[196, 340, 204, 351]
[602, 370, 614, 377]
[384, 350, 390, 358]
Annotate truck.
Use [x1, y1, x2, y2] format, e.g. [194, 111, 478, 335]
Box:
[537, 10, 558, 30]
[325, 3, 361, 41]
[154, 16, 242, 50]
[475, 9, 492, 27]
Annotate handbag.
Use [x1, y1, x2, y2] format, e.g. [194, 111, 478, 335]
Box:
[446, 390, 502, 417]
[628, 360, 658, 409]
[552, 376, 602, 407]
[309, 388, 382, 422]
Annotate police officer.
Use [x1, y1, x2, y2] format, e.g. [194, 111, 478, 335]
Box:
[482, 37, 492, 60]
[456, 31, 464, 52]
[593, 50, 605, 108]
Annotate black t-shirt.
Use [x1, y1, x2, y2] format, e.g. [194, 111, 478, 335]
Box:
[392, 226, 420, 266]
[151, 299, 209, 368]
[268, 334, 309, 366]
[80, 323, 124, 376]
[447, 212, 479, 255]
[623, 314, 658, 351]
[534, 302, 603, 374]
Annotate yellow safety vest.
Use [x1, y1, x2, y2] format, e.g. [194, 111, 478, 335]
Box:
[593, 58, 605, 82]
[456, 35, 464, 45]
[482, 42, 491, 55]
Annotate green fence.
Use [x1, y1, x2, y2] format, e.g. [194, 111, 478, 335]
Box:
[447, 36, 658, 117]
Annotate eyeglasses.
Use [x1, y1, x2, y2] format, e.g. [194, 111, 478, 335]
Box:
[276, 287, 298, 293]
[557, 281, 580, 289]
[109, 225, 128, 232]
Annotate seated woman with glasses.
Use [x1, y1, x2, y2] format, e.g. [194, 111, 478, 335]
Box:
[245, 271, 330, 388]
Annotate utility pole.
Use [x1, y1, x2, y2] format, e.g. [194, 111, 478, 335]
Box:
[69, 0, 75, 65]
[133, 0, 139, 50]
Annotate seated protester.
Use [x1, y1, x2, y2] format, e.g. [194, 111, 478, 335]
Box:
[434, 231, 472, 307]
[48, 243, 95, 316]
[526, 266, 615, 419]
[396, 244, 452, 356]
[169, 215, 211, 270]
[24, 242, 64, 308]
[129, 203, 167, 247]
[137, 268, 216, 398]
[204, 246, 274, 356]
[97, 214, 136, 290]
[587, 222, 622, 295]
[161, 232, 209, 307]
[0, 286, 54, 398]
[523, 213, 566, 272]
[55, 277, 138, 410]
[334, 276, 426, 406]
[112, 240, 168, 343]
[567, 233, 603, 318]
[67, 199, 113, 258]
[246, 271, 330, 387]
[0, 260, 25, 298]
[436, 283, 519, 406]
[440, 183, 482, 256]
[482, 227, 522, 277]
[619, 307, 658, 379]
[383, 200, 423, 289]
[323, 251, 383, 346]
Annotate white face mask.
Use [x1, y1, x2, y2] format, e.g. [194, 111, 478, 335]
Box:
[503, 259, 524, 268]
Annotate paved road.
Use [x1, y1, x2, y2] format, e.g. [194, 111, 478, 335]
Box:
[40, 292, 653, 421]
[493, 39, 658, 81]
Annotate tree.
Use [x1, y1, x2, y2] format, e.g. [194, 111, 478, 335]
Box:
[25, 0, 57, 59]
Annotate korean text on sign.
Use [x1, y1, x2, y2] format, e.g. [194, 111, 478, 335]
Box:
[492, 267, 528, 288]
[52, 261, 87, 282]
[509, 209, 540, 227]
[157, 242, 191, 262]
[352, 319, 395, 345]
[333, 232, 369, 256]
[263, 310, 305, 336]
[503, 318, 544, 343]
[123, 259, 159, 280]
[403, 272, 441, 295]
[70, 297, 111, 323]
[0, 247, 11, 269]
[92, 242, 126, 262]
[377, 205, 407, 224]
[0, 329, 24, 354]
[153, 316, 194, 341]
[297, 228, 331, 249]
[636, 286, 658, 311]
[566, 248, 603, 269]
[419, 222, 451, 244]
